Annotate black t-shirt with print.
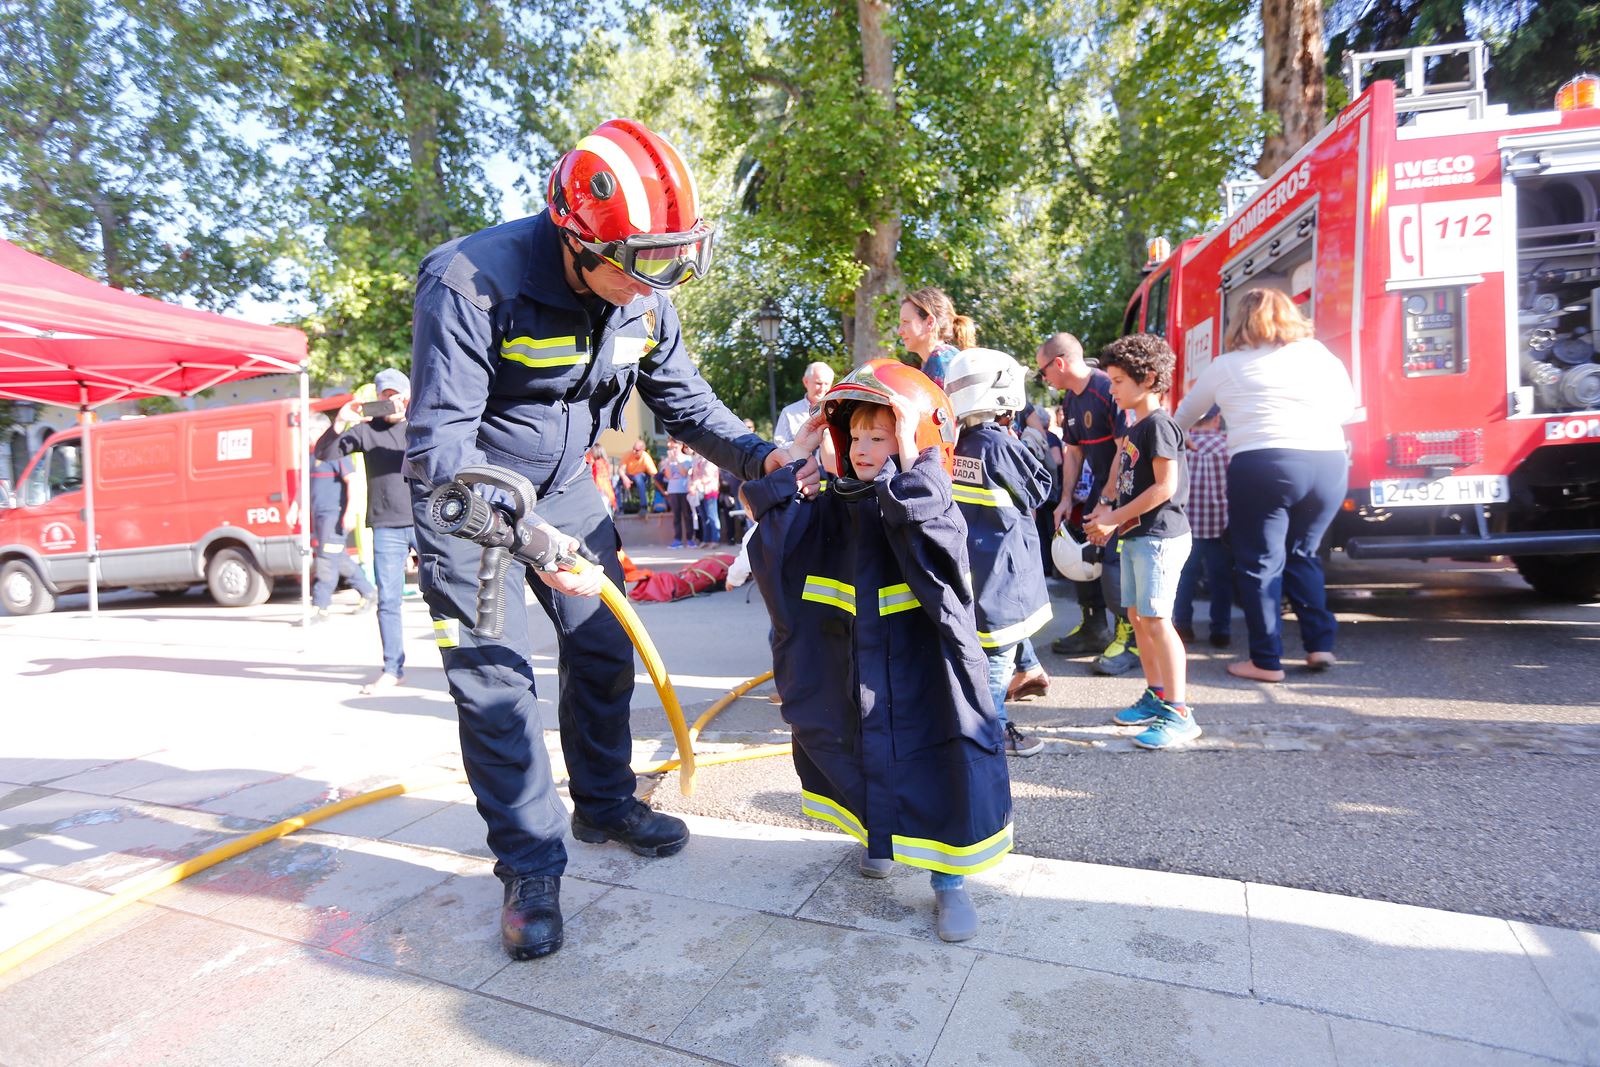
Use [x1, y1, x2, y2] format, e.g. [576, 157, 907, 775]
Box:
[1113, 409, 1189, 539]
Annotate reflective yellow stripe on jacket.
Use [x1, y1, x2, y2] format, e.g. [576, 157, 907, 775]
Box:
[801, 576, 856, 615]
[976, 601, 1053, 648]
[877, 583, 921, 616]
[801, 790, 1013, 876]
[804, 577, 923, 617]
[951, 482, 1016, 509]
[500, 335, 588, 369]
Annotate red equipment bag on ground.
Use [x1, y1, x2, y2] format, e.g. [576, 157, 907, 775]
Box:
[627, 553, 735, 602]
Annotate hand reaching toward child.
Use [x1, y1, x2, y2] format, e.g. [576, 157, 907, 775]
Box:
[889, 394, 921, 470]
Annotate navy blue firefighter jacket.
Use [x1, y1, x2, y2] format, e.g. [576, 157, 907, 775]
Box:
[404, 213, 774, 497]
[744, 451, 1013, 874]
[952, 421, 1053, 649]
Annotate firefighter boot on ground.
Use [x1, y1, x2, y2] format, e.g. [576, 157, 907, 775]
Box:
[1093, 617, 1141, 676]
[1051, 605, 1110, 657]
[571, 800, 690, 857]
[501, 874, 563, 960]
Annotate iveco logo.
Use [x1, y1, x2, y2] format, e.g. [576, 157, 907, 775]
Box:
[1545, 417, 1600, 441]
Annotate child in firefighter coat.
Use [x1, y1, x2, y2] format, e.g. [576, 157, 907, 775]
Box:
[943, 348, 1054, 756]
[743, 360, 1012, 943]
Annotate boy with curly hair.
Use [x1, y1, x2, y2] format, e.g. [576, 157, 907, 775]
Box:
[1084, 333, 1200, 750]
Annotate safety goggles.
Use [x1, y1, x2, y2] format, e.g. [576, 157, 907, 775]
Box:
[576, 226, 716, 290]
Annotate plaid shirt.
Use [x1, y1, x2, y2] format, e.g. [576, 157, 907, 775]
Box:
[1186, 428, 1229, 539]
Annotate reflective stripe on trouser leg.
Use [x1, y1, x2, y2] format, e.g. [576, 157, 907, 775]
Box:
[525, 478, 638, 826]
[412, 482, 570, 878]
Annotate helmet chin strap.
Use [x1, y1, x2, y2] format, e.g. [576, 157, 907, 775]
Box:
[561, 232, 607, 295]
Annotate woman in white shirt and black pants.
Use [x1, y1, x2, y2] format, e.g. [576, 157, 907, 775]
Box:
[1173, 288, 1355, 683]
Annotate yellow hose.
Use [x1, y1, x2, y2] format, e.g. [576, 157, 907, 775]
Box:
[0, 776, 464, 977]
[591, 569, 698, 796]
[0, 572, 783, 976]
[634, 669, 794, 775]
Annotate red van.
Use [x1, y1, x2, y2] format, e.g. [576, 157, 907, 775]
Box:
[0, 397, 337, 614]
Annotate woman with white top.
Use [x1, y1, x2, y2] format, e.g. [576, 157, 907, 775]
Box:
[1173, 288, 1355, 683]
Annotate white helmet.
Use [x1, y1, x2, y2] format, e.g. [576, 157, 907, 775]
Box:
[943, 348, 1027, 421]
[1052, 523, 1102, 582]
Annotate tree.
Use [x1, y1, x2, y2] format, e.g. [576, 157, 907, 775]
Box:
[0, 0, 287, 307]
[251, 0, 586, 385]
[1028, 0, 1270, 350]
[681, 0, 1056, 363]
[1259, 0, 1326, 176]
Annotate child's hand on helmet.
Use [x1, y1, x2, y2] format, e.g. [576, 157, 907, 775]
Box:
[785, 412, 827, 464]
[889, 394, 921, 469]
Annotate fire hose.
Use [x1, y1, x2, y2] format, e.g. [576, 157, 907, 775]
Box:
[0, 467, 793, 976]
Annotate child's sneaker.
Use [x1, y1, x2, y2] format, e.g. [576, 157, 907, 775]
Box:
[1111, 687, 1164, 726]
[1133, 704, 1202, 750]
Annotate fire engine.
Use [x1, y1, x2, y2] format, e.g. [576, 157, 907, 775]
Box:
[1125, 42, 1600, 599]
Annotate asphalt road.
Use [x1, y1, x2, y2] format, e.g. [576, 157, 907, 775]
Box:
[649, 556, 1600, 931]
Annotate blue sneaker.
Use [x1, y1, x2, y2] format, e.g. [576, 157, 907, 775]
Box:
[1111, 688, 1163, 727]
[669, 540, 683, 548]
[1133, 705, 1202, 750]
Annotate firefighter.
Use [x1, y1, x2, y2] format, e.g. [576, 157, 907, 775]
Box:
[743, 360, 1013, 943]
[404, 119, 817, 961]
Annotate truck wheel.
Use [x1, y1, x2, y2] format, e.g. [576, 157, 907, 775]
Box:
[1513, 554, 1600, 602]
[0, 560, 55, 615]
[206, 548, 270, 608]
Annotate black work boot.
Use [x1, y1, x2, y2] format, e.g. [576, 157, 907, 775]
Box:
[1051, 606, 1109, 656]
[501, 874, 563, 960]
[571, 800, 690, 857]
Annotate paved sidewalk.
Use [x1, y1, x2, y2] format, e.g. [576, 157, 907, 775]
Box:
[2, 558, 1597, 1065]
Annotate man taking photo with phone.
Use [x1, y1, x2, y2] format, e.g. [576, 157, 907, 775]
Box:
[315, 367, 415, 694]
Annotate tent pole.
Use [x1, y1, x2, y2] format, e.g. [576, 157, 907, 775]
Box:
[78, 389, 99, 618]
[298, 367, 311, 631]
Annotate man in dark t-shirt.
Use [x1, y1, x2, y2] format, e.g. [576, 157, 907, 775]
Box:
[1036, 333, 1139, 671]
[315, 368, 415, 692]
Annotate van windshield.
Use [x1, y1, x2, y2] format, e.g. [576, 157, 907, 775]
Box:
[22, 440, 83, 506]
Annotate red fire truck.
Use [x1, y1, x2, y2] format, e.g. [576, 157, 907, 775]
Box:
[1125, 42, 1600, 599]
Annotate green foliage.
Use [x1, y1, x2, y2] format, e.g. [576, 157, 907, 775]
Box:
[250, 0, 587, 387]
[0, 0, 288, 307]
[680, 0, 1058, 357]
[1027, 0, 1268, 352]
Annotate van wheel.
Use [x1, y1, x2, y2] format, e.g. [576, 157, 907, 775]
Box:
[206, 548, 270, 608]
[1513, 553, 1600, 602]
[1, 560, 55, 615]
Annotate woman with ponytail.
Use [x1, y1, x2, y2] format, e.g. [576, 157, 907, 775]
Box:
[897, 286, 974, 390]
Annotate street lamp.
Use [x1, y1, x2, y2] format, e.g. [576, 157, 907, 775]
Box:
[757, 299, 782, 427]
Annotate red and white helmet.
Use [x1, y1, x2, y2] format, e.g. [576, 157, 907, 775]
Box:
[547, 119, 714, 290]
[822, 359, 958, 477]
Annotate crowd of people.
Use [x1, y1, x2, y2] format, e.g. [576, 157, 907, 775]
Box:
[303, 118, 1355, 963]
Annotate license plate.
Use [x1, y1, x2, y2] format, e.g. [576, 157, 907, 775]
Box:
[1369, 475, 1509, 508]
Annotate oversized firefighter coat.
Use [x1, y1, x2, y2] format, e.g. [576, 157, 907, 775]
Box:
[952, 421, 1053, 650]
[745, 452, 1013, 875]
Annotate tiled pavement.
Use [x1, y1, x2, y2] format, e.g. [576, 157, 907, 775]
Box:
[3, 568, 1597, 1065]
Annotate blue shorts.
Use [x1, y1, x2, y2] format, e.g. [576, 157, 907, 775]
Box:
[1119, 533, 1192, 619]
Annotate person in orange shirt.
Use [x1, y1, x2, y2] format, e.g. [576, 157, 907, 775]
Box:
[622, 439, 658, 512]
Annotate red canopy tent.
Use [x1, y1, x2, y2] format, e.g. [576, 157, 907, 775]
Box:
[0, 239, 311, 616]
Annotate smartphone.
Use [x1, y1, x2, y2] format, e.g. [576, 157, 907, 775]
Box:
[360, 399, 396, 418]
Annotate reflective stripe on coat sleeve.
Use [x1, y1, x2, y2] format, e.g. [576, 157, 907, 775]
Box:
[801, 575, 857, 615]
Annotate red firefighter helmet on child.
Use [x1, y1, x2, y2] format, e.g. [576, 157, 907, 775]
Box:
[822, 359, 958, 477]
[546, 119, 714, 290]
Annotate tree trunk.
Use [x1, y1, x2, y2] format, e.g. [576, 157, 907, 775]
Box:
[851, 0, 900, 365]
[1258, 0, 1326, 178]
[90, 194, 125, 289]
